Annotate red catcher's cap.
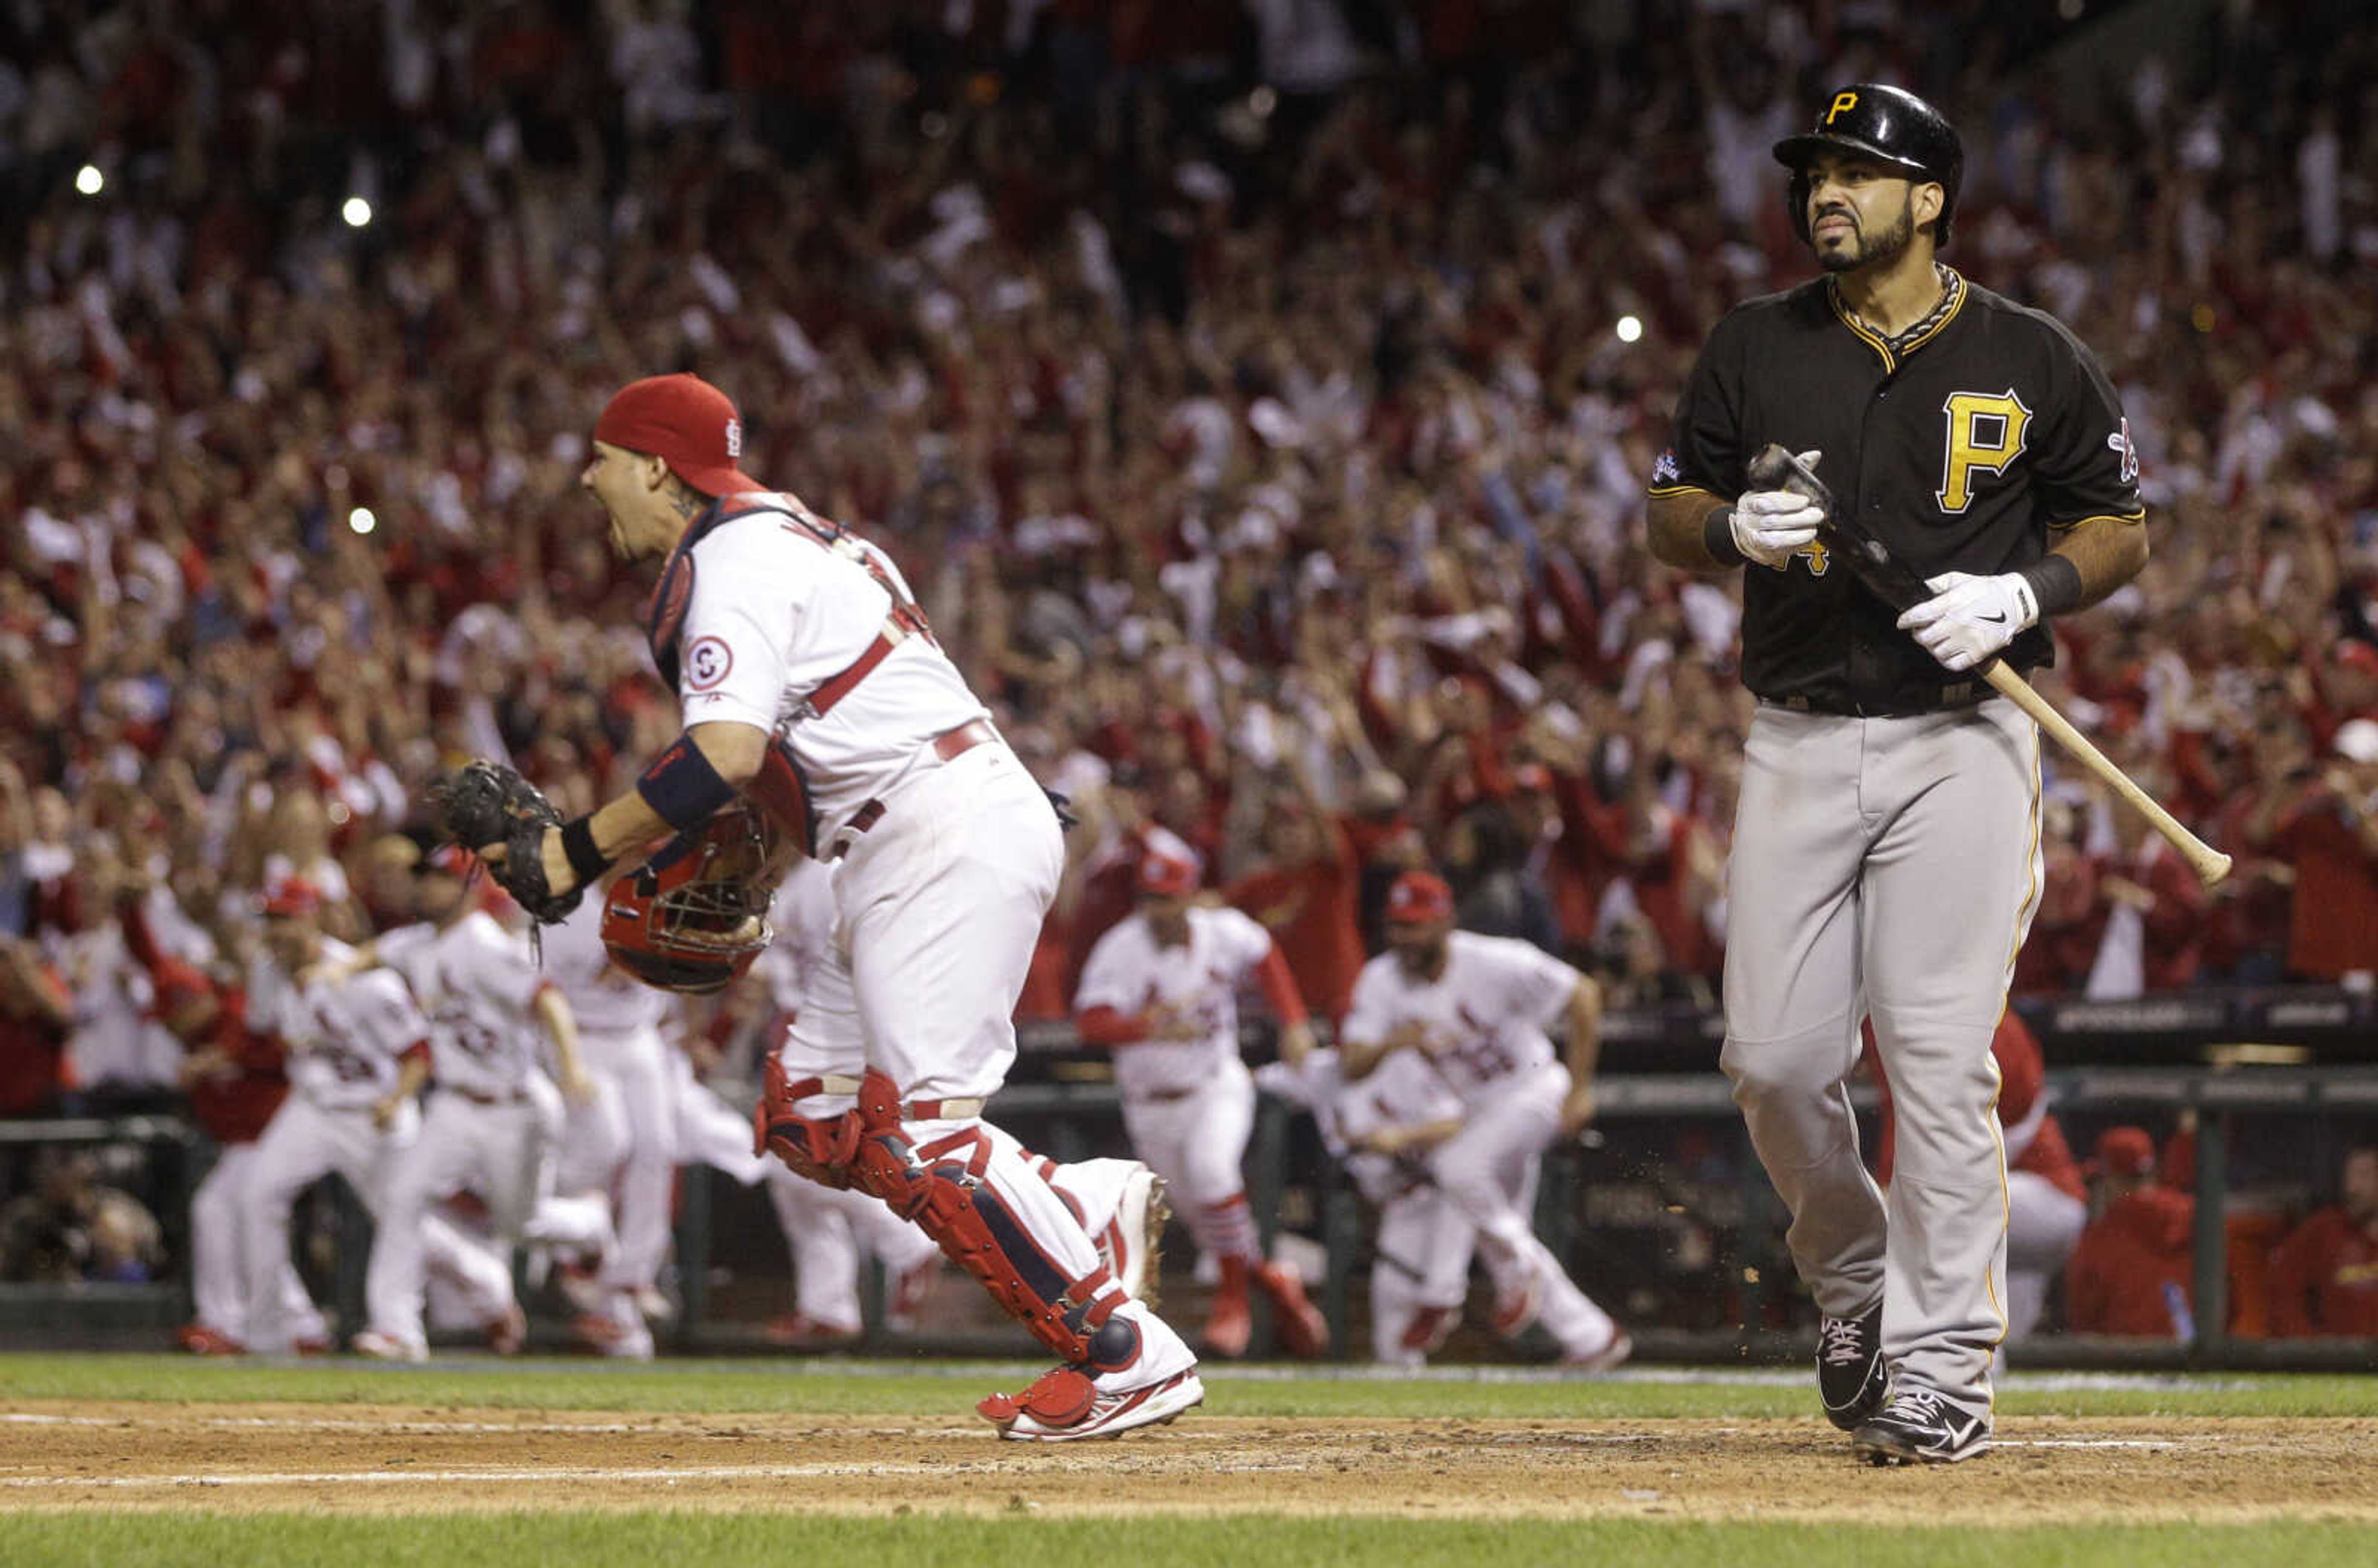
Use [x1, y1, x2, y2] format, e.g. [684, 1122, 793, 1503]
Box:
[2088, 1125, 2156, 1179]
[1385, 870, 1455, 925]
[593, 373, 764, 500]
[1137, 848, 1201, 899]
[262, 878, 324, 918]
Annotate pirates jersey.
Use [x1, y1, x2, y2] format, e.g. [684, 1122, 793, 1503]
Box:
[1649, 268, 2145, 712]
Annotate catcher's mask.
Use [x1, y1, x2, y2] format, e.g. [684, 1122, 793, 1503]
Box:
[601, 804, 784, 994]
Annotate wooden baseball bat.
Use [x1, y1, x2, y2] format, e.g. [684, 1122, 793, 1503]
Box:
[1976, 663, 2232, 886]
[1746, 443, 2233, 886]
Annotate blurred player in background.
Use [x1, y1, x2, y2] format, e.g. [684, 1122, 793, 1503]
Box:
[1073, 845, 1330, 1358]
[115, 891, 321, 1354]
[2267, 1145, 2378, 1337]
[1330, 1043, 1476, 1365]
[239, 880, 514, 1355]
[331, 846, 612, 1359]
[1338, 871, 1628, 1369]
[538, 873, 682, 1356]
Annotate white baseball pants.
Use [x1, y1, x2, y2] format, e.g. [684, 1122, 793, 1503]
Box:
[1429, 1062, 1618, 1359]
[188, 1141, 324, 1346]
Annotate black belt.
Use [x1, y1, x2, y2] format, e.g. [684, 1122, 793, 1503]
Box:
[1762, 681, 1990, 718]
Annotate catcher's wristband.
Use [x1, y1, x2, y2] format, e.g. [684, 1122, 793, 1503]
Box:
[560, 816, 611, 886]
[1703, 503, 1748, 567]
[635, 734, 739, 833]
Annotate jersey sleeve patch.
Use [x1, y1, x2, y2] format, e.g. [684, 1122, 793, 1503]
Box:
[684, 635, 734, 691]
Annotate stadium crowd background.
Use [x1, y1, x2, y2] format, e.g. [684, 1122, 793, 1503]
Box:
[1, 1, 2374, 1336]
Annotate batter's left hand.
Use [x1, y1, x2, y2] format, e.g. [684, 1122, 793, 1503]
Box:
[1896, 570, 2039, 672]
[1557, 1084, 1598, 1138]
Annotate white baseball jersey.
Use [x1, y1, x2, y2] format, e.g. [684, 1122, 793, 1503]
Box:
[1340, 933, 1578, 1106]
[760, 858, 840, 1013]
[1333, 1047, 1467, 1149]
[673, 497, 985, 832]
[1074, 906, 1274, 1097]
[540, 888, 678, 1045]
[1332, 1048, 1467, 1207]
[259, 939, 430, 1110]
[375, 912, 549, 1099]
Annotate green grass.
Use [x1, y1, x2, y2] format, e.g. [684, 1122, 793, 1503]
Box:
[1, 1513, 2371, 1568]
[1, 1352, 2373, 1419]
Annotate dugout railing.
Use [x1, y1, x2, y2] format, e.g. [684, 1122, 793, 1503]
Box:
[3, 1030, 2375, 1369]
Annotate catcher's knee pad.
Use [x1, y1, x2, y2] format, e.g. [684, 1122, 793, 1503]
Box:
[848, 1074, 1129, 1367]
[754, 1055, 861, 1190]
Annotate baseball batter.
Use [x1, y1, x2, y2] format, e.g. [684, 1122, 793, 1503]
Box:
[1338, 871, 1629, 1369]
[1073, 845, 1330, 1357]
[343, 847, 611, 1359]
[239, 881, 513, 1356]
[525, 373, 1200, 1438]
[1645, 83, 2149, 1462]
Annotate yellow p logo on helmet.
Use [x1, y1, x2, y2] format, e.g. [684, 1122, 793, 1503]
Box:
[1826, 91, 1860, 126]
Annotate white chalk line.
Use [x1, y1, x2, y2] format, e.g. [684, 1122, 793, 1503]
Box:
[0, 1458, 1315, 1491]
[0, 1413, 983, 1439]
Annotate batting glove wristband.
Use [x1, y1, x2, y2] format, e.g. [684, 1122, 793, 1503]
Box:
[1725, 448, 1827, 570]
[1896, 570, 2040, 671]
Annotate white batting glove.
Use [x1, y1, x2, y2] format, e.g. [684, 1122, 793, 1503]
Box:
[1896, 570, 2039, 671]
[1730, 449, 1826, 569]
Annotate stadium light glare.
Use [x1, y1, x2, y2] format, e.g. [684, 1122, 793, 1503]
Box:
[76, 165, 104, 196]
[1616, 315, 1644, 344]
[349, 507, 377, 535]
[342, 196, 373, 228]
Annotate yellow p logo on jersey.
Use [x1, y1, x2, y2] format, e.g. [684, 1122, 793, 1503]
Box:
[1936, 389, 2033, 513]
[1826, 92, 1860, 125]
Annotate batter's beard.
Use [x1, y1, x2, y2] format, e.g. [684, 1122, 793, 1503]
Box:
[1816, 198, 1915, 274]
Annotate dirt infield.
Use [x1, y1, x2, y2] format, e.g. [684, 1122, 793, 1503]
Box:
[4, 1400, 2374, 1523]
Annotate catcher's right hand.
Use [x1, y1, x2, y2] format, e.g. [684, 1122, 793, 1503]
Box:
[1731, 446, 1829, 569]
[426, 759, 582, 924]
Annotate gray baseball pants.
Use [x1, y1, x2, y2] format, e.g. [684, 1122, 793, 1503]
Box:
[1720, 699, 2043, 1413]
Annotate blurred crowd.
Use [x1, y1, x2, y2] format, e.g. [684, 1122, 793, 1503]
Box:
[1, 0, 2375, 1161]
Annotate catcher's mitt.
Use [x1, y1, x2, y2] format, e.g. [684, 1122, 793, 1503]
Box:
[427, 759, 581, 923]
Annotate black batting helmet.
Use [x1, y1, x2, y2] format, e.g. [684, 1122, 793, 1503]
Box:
[1773, 83, 1963, 250]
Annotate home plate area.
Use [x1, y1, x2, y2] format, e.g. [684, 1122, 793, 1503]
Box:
[4, 1403, 2372, 1522]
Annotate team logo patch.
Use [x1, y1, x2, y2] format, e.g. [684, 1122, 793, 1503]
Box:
[725, 417, 742, 458]
[684, 635, 734, 690]
[1652, 448, 1681, 486]
[2107, 418, 2139, 485]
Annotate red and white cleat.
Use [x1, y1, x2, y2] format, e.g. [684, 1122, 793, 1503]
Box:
[977, 1304, 1203, 1442]
[175, 1324, 245, 1356]
[486, 1304, 529, 1356]
[1560, 1327, 1634, 1373]
[350, 1330, 427, 1362]
[1255, 1261, 1331, 1359]
[977, 1365, 1206, 1443]
[762, 1312, 862, 1350]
